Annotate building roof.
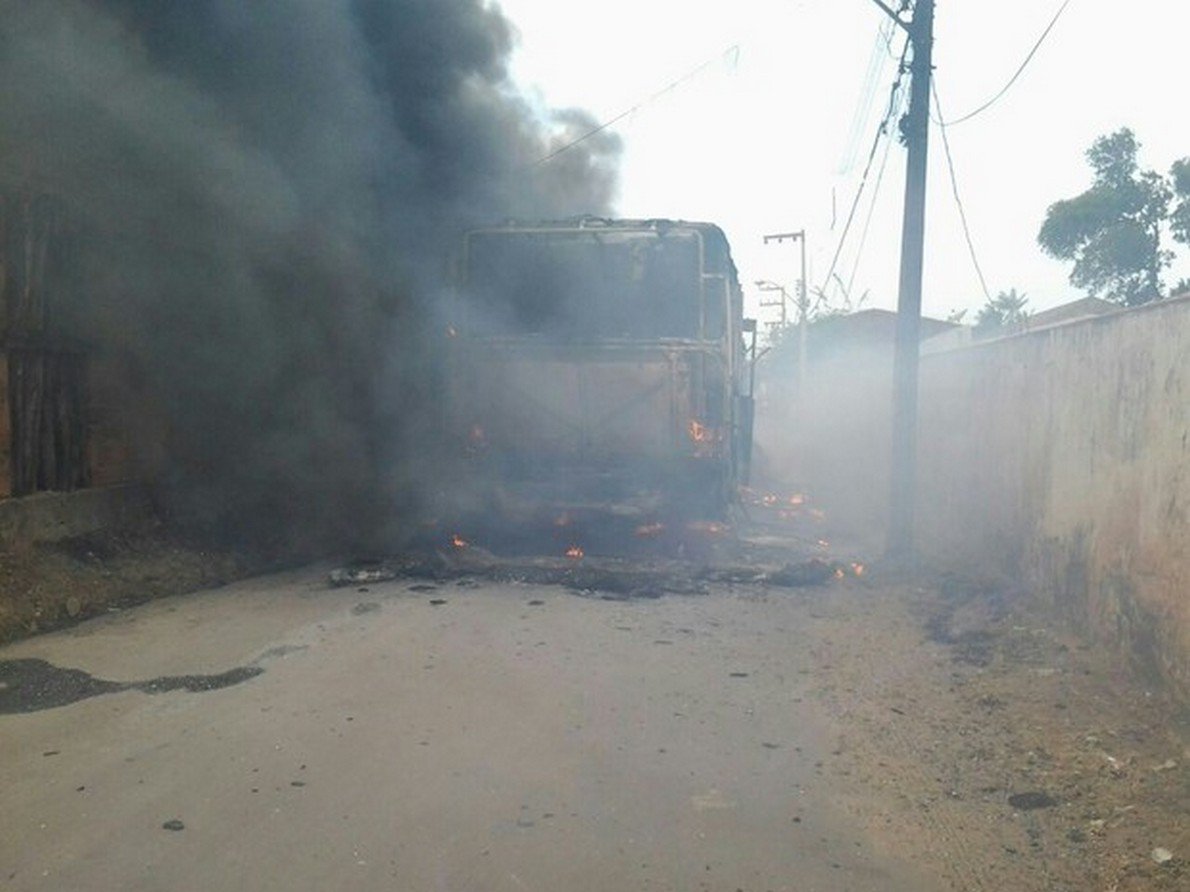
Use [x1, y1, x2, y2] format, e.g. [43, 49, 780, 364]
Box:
[766, 308, 958, 367]
[1024, 296, 1116, 329]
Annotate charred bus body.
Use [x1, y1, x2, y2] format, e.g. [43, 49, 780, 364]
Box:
[443, 217, 754, 533]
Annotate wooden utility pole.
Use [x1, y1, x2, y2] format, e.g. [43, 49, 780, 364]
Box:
[870, 0, 934, 559]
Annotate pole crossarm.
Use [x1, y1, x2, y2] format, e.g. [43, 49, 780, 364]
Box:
[868, 0, 910, 31]
[763, 231, 804, 244]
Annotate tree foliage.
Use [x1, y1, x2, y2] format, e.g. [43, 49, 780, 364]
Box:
[1171, 158, 1190, 247]
[973, 288, 1029, 339]
[1038, 129, 1185, 306]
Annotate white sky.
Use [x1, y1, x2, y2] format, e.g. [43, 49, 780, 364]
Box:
[496, 0, 1190, 326]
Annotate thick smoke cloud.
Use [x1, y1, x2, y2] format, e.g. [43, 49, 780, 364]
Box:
[0, 0, 620, 546]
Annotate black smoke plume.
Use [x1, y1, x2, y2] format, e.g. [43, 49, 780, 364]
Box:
[0, 0, 620, 547]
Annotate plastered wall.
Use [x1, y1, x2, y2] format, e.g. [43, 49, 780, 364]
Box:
[758, 296, 1190, 698]
[917, 297, 1190, 697]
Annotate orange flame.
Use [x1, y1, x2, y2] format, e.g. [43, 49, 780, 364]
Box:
[789, 493, 806, 506]
[687, 420, 723, 457]
[634, 522, 666, 538]
[565, 545, 584, 559]
[851, 562, 866, 577]
[451, 534, 468, 549]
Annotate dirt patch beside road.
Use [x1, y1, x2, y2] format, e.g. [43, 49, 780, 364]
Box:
[0, 529, 263, 643]
[801, 572, 1190, 891]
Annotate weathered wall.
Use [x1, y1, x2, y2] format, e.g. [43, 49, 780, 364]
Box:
[85, 356, 140, 488]
[759, 296, 1190, 698]
[0, 354, 9, 498]
[917, 297, 1190, 698]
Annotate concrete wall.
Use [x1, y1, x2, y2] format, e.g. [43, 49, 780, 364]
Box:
[759, 296, 1190, 698]
[0, 356, 9, 498]
[917, 297, 1190, 698]
[761, 298, 1190, 699]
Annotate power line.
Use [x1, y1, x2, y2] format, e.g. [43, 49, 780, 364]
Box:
[844, 97, 900, 300]
[932, 82, 992, 302]
[818, 33, 910, 301]
[939, 0, 1072, 127]
[533, 45, 740, 167]
[838, 19, 897, 175]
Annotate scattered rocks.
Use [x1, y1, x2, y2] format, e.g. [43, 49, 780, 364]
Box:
[351, 602, 380, 616]
[1151, 847, 1174, 864]
[161, 819, 184, 831]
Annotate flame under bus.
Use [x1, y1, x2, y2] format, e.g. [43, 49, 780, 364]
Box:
[444, 217, 754, 526]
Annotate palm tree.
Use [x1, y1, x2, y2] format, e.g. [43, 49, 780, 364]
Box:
[973, 288, 1029, 338]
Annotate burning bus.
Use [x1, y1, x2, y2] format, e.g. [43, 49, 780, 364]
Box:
[443, 217, 754, 531]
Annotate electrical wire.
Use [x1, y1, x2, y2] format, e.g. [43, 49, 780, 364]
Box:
[933, 82, 992, 302]
[938, 0, 1072, 127]
[838, 20, 897, 175]
[533, 45, 740, 167]
[818, 34, 911, 302]
[844, 93, 900, 300]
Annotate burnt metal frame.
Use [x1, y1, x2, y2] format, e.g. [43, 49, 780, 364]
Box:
[450, 219, 747, 490]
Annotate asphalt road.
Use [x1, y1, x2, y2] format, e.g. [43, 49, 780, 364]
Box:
[0, 567, 942, 892]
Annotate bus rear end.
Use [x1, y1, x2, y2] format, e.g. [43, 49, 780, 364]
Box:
[443, 218, 750, 528]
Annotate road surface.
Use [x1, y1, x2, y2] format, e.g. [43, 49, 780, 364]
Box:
[4, 563, 1187, 891]
[1, 566, 941, 892]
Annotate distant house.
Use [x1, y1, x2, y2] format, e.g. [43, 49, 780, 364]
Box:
[923, 296, 1119, 353]
[1023, 296, 1116, 330]
[765, 308, 958, 372]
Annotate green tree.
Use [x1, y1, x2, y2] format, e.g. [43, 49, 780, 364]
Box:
[1171, 158, 1190, 248]
[1038, 129, 1173, 306]
[973, 288, 1029, 339]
